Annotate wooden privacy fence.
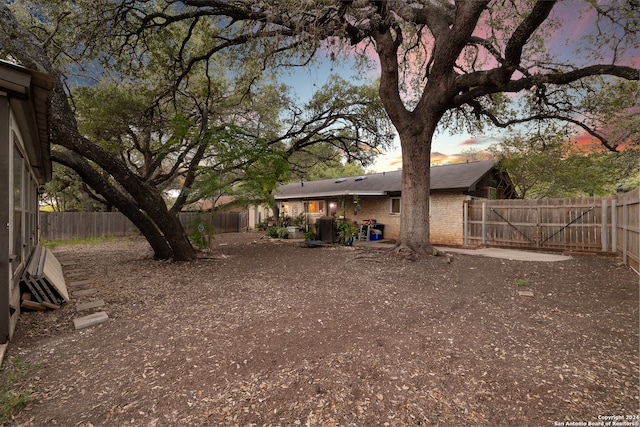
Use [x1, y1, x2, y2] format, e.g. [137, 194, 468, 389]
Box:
[178, 211, 248, 235]
[463, 187, 639, 272]
[39, 211, 247, 241]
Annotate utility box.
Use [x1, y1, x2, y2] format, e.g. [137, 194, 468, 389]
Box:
[315, 217, 336, 243]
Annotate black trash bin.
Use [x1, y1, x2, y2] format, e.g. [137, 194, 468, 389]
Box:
[315, 217, 337, 243]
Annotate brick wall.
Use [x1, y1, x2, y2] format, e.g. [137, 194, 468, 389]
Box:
[277, 193, 471, 245]
[346, 196, 401, 240]
[429, 192, 469, 245]
[353, 194, 470, 244]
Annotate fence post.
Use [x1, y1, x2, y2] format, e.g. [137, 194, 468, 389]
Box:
[463, 201, 468, 246]
[622, 198, 628, 264]
[601, 199, 608, 252]
[611, 198, 617, 253]
[481, 202, 487, 245]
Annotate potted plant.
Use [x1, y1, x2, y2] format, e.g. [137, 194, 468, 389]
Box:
[337, 221, 358, 246]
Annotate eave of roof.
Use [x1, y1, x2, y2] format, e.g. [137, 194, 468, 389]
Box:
[274, 160, 497, 200]
[275, 190, 386, 200]
[0, 60, 54, 184]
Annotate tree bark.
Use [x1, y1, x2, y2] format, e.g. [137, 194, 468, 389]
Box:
[53, 149, 174, 259]
[394, 123, 438, 258]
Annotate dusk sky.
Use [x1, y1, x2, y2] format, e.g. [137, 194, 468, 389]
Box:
[283, 1, 639, 172]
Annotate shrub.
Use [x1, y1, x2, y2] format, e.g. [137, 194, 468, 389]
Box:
[266, 226, 279, 238]
[188, 221, 214, 249]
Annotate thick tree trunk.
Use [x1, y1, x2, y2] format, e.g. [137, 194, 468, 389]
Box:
[395, 128, 436, 258]
[53, 149, 174, 259]
[49, 78, 196, 260]
[51, 92, 196, 261]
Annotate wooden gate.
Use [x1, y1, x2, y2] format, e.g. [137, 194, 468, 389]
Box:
[463, 197, 616, 252]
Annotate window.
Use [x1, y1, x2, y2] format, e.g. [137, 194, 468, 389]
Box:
[308, 201, 324, 214]
[13, 141, 23, 209]
[12, 141, 24, 265]
[390, 197, 401, 214]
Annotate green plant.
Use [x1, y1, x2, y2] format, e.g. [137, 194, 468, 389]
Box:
[257, 217, 274, 231]
[337, 221, 358, 245]
[188, 221, 214, 250]
[265, 226, 288, 239]
[265, 226, 279, 238]
[279, 214, 292, 227]
[292, 213, 306, 228]
[0, 356, 39, 423]
[304, 230, 318, 241]
[514, 278, 528, 287]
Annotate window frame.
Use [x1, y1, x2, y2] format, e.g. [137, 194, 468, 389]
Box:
[390, 197, 401, 215]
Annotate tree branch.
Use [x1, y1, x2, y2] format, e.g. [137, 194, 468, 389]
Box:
[468, 99, 619, 151]
[455, 64, 640, 106]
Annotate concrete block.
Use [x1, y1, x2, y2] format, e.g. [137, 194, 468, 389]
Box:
[73, 311, 109, 330]
[518, 290, 534, 297]
[76, 300, 105, 311]
[68, 279, 91, 287]
[73, 289, 97, 297]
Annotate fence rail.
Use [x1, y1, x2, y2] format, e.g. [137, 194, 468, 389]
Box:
[39, 211, 246, 241]
[616, 188, 640, 273]
[464, 188, 639, 273]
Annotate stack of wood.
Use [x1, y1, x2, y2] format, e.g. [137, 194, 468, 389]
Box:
[20, 246, 69, 311]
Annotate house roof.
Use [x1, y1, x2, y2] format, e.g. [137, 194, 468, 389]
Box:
[274, 160, 497, 200]
[0, 60, 54, 184]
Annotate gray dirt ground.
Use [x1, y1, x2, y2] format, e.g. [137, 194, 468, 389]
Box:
[3, 233, 639, 426]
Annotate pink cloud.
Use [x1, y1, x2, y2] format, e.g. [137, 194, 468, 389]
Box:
[458, 136, 500, 148]
[459, 139, 477, 147]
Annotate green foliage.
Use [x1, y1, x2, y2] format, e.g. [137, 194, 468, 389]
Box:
[491, 128, 638, 199]
[303, 230, 318, 241]
[514, 278, 528, 287]
[256, 217, 274, 231]
[265, 226, 279, 238]
[292, 213, 306, 228]
[41, 163, 106, 212]
[0, 356, 40, 423]
[278, 215, 292, 228]
[187, 221, 214, 250]
[265, 226, 288, 239]
[301, 161, 367, 182]
[337, 220, 358, 245]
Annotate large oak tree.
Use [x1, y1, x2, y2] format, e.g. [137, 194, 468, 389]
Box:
[0, 2, 392, 260]
[3, 1, 639, 258]
[98, 0, 639, 257]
